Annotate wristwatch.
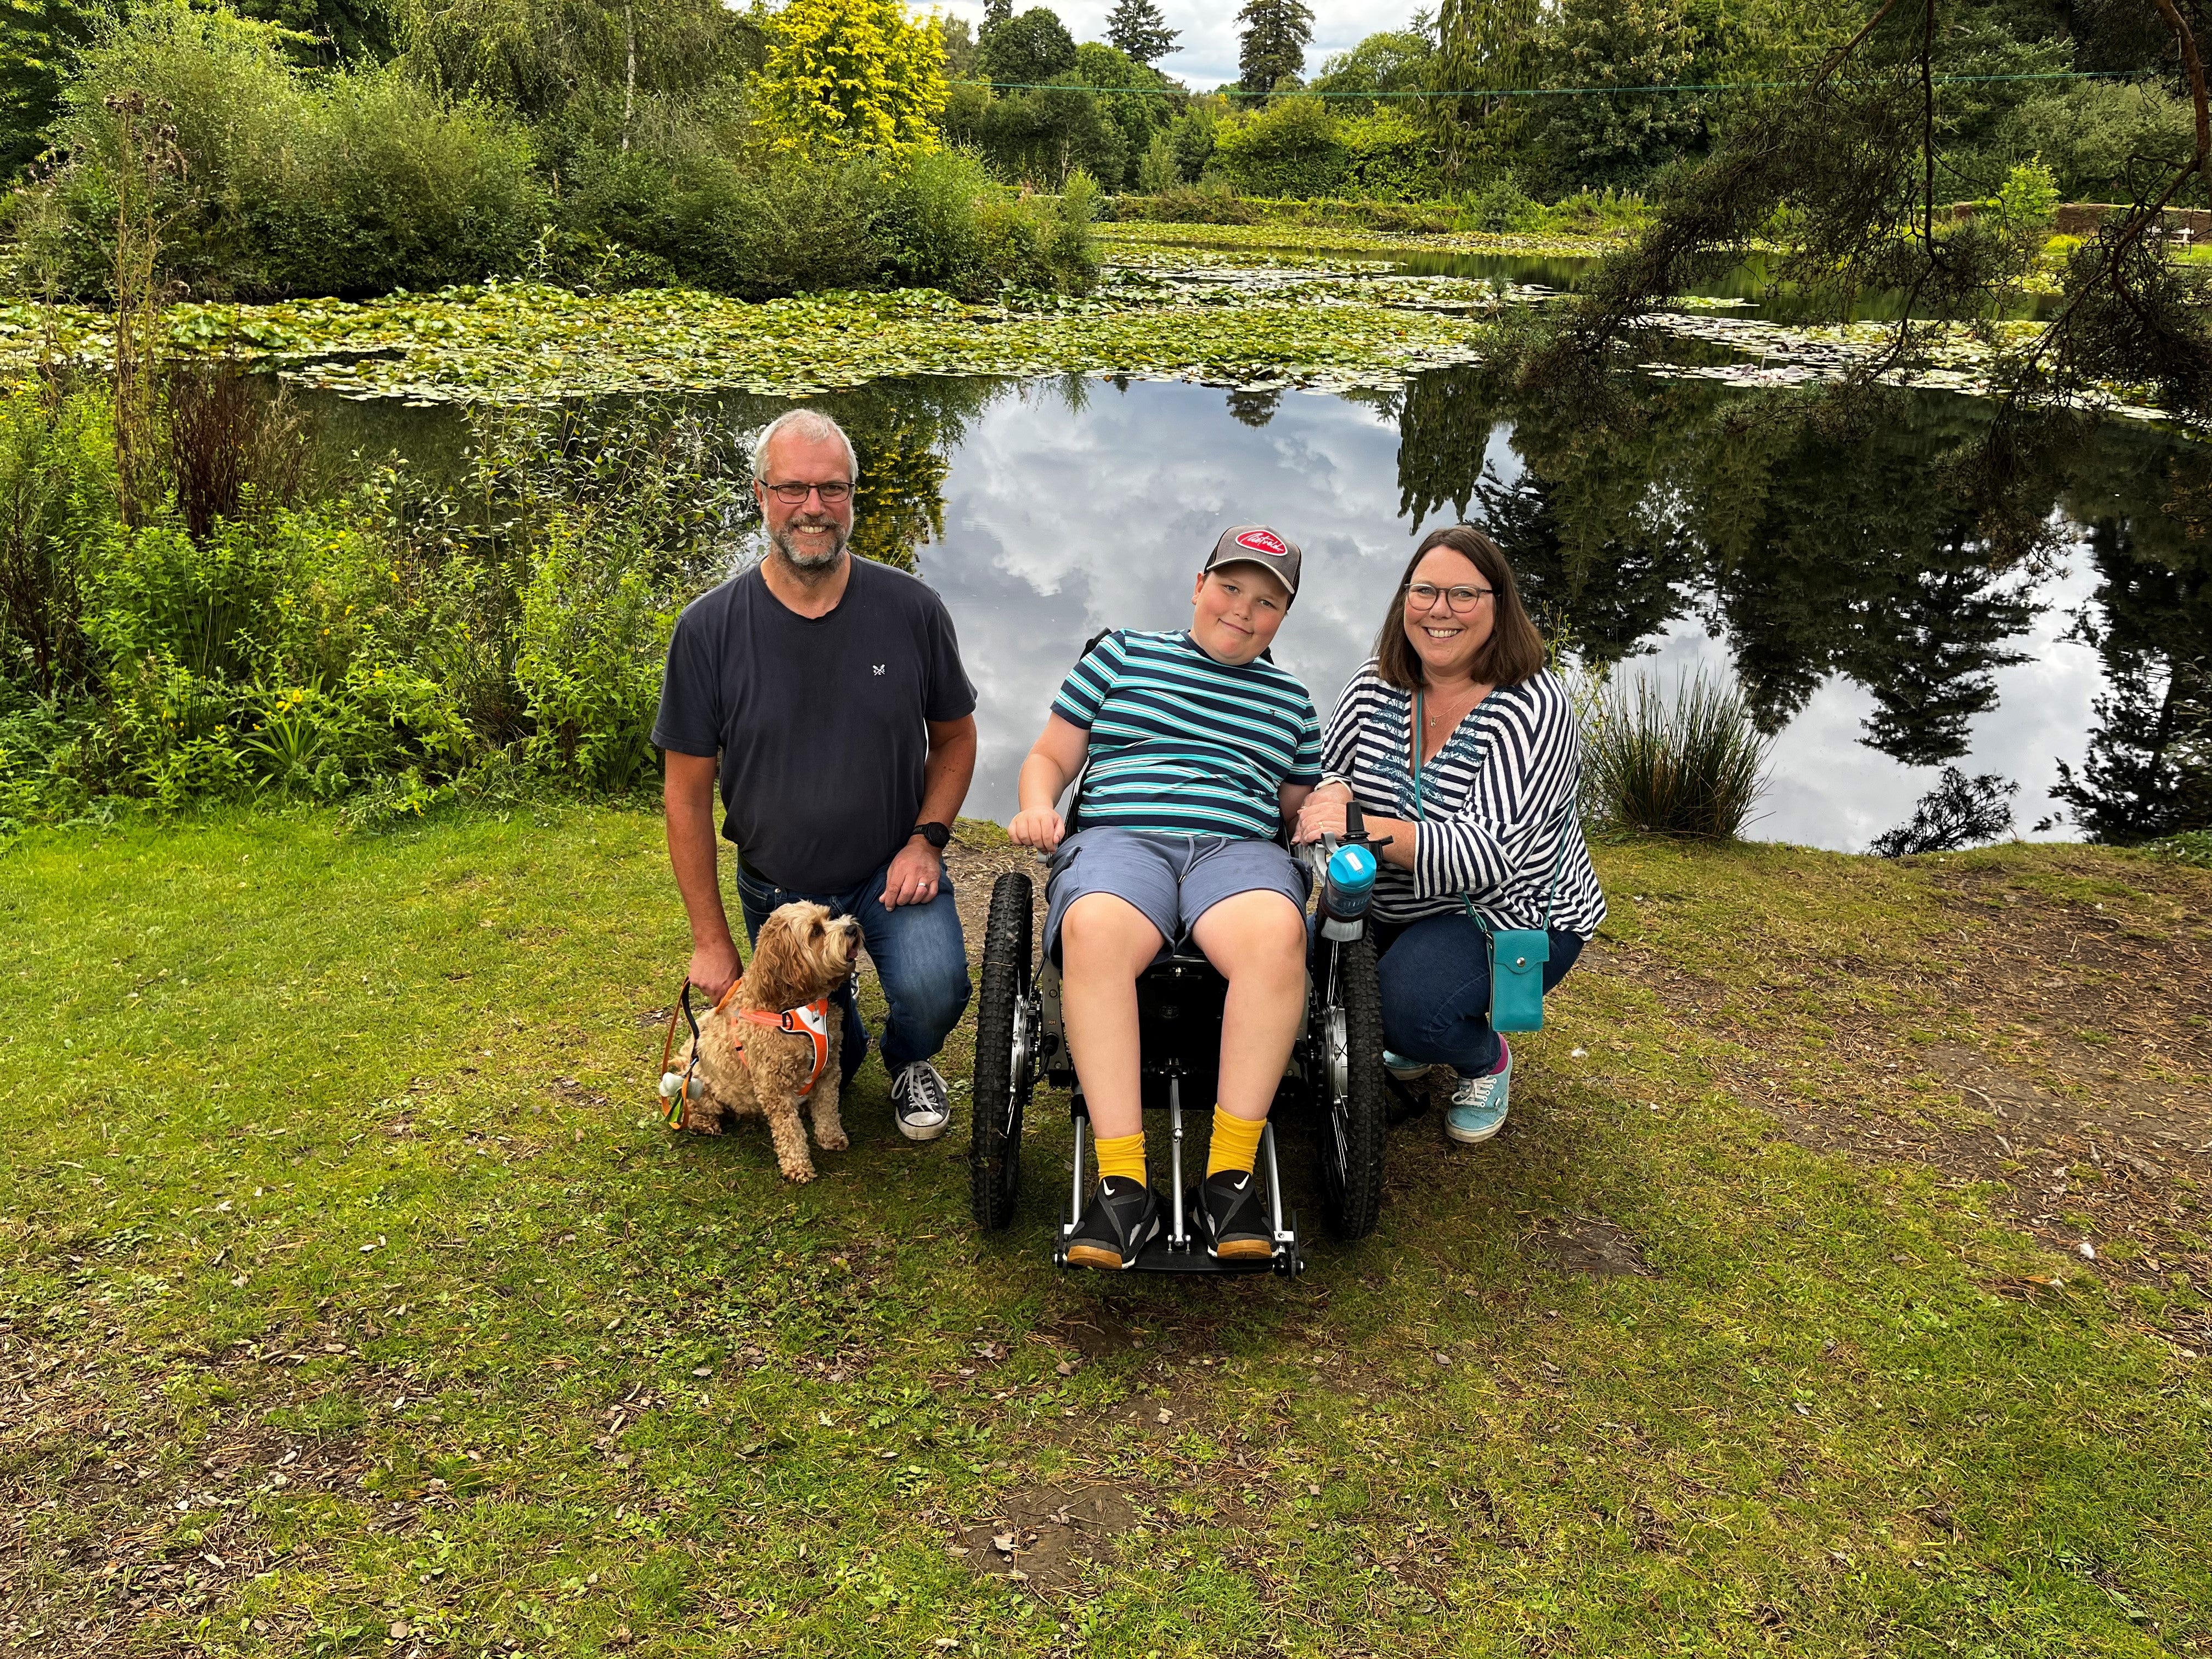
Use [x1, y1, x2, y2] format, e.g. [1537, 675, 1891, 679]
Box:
[911, 821, 951, 850]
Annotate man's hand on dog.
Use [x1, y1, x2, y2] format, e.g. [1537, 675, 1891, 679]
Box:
[880, 838, 943, 909]
[1009, 807, 1065, 854]
[689, 936, 742, 1001]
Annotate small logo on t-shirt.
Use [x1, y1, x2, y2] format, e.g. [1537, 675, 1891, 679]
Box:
[873, 664, 885, 675]
[1235, 528, 1290, 558]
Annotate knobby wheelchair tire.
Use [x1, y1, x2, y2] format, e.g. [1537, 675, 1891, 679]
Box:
[969, 871, 1034, 1232]
[1320, 932, 1388, 1242]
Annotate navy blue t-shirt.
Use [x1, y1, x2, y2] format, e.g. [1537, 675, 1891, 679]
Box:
[651, 557, 977, 893]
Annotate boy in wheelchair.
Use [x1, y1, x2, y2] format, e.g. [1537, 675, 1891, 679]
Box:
[1008, 527, 1319, 1268]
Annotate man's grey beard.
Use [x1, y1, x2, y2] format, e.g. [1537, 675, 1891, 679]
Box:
[770, 521, 849, 572]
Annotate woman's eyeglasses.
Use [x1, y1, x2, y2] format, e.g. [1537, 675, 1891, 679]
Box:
[763, 479, 854, 505]
[1406, 582, 1496, 613]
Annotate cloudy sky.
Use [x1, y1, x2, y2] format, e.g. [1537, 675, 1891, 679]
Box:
[930, 0, 1416, 89]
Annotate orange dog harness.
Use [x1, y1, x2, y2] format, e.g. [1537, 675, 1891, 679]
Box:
[657, 977, 834, 1125]
[729, 999, 833, 1097]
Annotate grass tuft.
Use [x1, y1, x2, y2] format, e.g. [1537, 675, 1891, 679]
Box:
[1582, 666, 1774, 839]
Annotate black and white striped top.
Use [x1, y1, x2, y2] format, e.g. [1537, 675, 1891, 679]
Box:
[1321, 663, 1607, 936]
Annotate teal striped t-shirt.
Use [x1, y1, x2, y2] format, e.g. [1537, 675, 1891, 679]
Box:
[1052, 630, 1322, 839]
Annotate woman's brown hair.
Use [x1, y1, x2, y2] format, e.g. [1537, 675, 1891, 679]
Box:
[1372, 524, 1546, 691]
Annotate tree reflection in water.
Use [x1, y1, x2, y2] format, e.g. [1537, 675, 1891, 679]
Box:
[441, 368, 2204, 845]
[2053, 439, 2212, 842]
[1390, 366, 2210, 842]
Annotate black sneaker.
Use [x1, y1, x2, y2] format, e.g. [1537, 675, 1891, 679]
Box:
[891, 1060, 951, 1142]
[1190, 1169, 1274, 1262]
[1064, 1176, 1163, 1271]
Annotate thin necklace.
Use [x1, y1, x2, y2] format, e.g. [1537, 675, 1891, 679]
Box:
[1424, 681, 1477, 725]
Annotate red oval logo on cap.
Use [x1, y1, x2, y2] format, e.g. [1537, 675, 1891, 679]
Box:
[1235, 528, 1289, 557]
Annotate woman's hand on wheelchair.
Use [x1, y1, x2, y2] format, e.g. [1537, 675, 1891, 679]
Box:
[1294, 782, 1353, 845]
[1009, 806, 1066, 853]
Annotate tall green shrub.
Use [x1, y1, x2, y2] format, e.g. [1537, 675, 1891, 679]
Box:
[1338, 108, 1437, 200]
[563, 131, 884, 297]
[241, 71, 548, 296]
[1211, 97, 1346, 198]
[2000, 82, 2201, 203]
[12, 1, 548, 300]
[512, 515, 672, 789]
[0, 382, 114, 697]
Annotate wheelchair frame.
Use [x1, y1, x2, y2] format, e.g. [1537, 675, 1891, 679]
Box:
[968, 814, 1392, 1276]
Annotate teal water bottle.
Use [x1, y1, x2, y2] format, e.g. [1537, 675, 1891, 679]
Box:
[1321, 843, 1376, 924]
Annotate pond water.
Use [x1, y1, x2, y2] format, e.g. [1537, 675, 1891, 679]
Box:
[1387, 249, 2056, 323]
[888, 374, 2195, 850]
[310, 359, 2209, 853]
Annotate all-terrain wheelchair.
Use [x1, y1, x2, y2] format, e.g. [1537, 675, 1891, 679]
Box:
[967, 799, 1393, 1276]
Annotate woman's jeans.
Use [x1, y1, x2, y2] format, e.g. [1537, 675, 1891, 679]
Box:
[733, 860, 972, 1086]
[1371, 912, 1585, 1077]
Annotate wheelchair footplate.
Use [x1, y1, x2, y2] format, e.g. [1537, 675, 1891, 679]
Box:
[1053, 1072, 1304, 1277]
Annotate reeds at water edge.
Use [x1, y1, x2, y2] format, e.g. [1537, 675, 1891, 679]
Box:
[1578, 667, 1773, 840]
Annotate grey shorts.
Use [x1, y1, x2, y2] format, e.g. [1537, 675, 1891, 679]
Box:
[1043, 828, 1310, 962]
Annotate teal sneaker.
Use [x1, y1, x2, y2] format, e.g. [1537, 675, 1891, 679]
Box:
[1382, 1049, 1431, 1081]
[1444, 1039, 1511, 1143]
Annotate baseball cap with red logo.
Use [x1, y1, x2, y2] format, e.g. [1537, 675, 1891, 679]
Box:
[1201, 524, 1302, 604]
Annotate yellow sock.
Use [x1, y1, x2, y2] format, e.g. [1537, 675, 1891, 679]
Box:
[1093, 1130, 1147, 1184]
[1206, 1107, 1267, 1177]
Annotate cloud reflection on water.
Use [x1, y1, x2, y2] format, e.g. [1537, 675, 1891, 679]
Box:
[913, 376, 2105, 853]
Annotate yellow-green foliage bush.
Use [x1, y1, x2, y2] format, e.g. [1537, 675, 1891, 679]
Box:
[753, 0, 947, 159]
[1338, 109, 1440, 201]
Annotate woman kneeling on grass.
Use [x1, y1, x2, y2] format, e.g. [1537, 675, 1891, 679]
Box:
[1295, 524, 1605, 1143]
[1010, 527, 1321, 1269]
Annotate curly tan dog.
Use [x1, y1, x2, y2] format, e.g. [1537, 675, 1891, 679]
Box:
[676, 901, 860, 1182]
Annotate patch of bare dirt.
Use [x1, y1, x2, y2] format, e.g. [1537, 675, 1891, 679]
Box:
[0, 1331, 382, 1657]
[953, 1483, 1143, 1593]
[1530, 1218, 1654, 1279]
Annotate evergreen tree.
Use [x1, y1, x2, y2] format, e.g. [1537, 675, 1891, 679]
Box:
[1235, 0, 1310, 96]
[1536, 0, 1705, 185]
[983, 0, 1011, 26]
[979, 5, 1074, 88]
[1104, 0, 1176, 66]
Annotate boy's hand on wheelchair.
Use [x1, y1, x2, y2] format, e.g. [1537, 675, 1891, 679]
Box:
[1009, 807, 1065, 852]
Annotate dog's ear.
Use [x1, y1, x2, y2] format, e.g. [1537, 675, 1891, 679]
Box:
[746, 905, 818, 1010]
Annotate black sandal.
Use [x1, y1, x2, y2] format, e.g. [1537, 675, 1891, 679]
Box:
[1065, 1176, 1163, 1271]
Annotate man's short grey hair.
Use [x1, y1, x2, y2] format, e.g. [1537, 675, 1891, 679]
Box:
[750, 409, 858, 484]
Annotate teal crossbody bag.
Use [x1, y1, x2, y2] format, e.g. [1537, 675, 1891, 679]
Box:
[1412, 689, 1574, 1035]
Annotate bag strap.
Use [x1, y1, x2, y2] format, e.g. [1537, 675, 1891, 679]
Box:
[1410, 685, 1576, 935]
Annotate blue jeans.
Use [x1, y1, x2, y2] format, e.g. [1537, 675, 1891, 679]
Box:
[734, 860, 971, 1084]
[1371, 912, 1585, 1077]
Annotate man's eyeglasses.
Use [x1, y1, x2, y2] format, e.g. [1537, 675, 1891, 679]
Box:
[762, 479, 854, 505]
[1406, 582, 1496, 613]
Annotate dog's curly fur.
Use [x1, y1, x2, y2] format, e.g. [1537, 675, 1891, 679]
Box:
[676, 901, 860, 1182]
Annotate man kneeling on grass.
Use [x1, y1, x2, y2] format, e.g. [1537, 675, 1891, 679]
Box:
[1008, 527, 1320, 1268]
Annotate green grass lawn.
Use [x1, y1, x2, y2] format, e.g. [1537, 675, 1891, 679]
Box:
[4, 809, 2208, 1658]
